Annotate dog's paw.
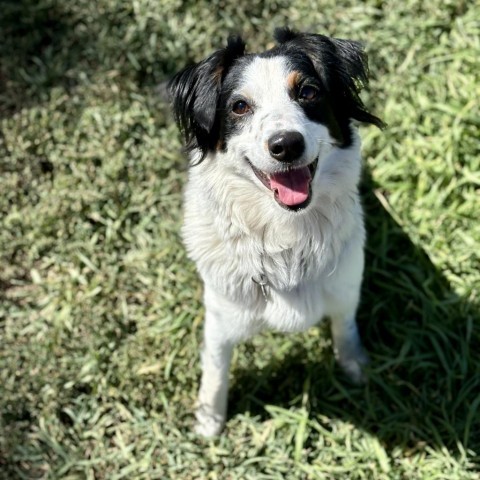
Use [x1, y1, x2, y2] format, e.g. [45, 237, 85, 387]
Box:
[194, 407, 225, 437]
[337, 347, 369, 385]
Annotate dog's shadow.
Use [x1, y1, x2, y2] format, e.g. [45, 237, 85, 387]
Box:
[228, 169, 479, 457]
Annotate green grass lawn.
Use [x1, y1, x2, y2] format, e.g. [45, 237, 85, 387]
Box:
[1, 0, 479, 478]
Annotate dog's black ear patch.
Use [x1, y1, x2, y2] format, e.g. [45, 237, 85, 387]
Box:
[274, 27, 298, 44]
[168, 35, 246, 160]
[275, 31, 385, 144]
[320, 36, 385, 129]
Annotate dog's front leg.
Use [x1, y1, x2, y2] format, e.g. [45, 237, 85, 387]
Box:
[195, 305, 234, 437]
[331, 313, 369, 384]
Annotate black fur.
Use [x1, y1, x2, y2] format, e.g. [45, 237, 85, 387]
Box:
[168, 35, 246, 161]
[273, 27, 385, 145]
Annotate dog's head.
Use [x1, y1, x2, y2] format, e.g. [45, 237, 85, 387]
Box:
[169, 28, 384, 211]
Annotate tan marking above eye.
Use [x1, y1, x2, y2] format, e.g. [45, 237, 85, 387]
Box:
[286, 71, 302, 91]
[212, 65, 225, 85]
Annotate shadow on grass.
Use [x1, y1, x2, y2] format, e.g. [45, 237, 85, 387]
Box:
[0, 0, 87, 115]
[0, 0, 158, 117]
[0, 0, 184, 118]
[228, 168, 480, 461]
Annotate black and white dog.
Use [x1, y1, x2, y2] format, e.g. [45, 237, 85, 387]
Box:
[169, 28, 383, 436]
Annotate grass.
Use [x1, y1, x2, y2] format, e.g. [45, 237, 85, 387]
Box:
[0, 0, 479, 478]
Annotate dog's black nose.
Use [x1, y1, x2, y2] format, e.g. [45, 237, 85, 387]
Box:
[268, 131, 305, 162]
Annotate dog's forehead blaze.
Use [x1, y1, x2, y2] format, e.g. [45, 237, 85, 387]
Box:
[236, 56, 296, 102]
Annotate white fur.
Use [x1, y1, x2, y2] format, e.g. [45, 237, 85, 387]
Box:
[182, 56, 368, 436]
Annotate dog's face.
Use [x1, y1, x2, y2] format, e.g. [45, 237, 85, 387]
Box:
[220, 54, 332, 210]
[169, 28, 383, 211]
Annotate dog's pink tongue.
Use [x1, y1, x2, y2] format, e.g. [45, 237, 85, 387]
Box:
[270, 167, 311, 206]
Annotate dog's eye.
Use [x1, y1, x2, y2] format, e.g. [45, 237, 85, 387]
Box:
[232, 100, 250, 115]
[299, 85, 318, 101]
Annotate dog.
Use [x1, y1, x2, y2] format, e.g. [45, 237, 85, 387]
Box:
[168, 27, 383, 437]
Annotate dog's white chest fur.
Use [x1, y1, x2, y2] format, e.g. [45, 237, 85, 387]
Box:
[183, 151, 365, 338]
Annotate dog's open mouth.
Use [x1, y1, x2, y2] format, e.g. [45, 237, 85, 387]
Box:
[248, 160, 318, 211]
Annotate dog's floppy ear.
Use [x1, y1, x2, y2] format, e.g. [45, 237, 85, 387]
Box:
[168, 36, 246, 160]
[274, 28, 385, 131]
